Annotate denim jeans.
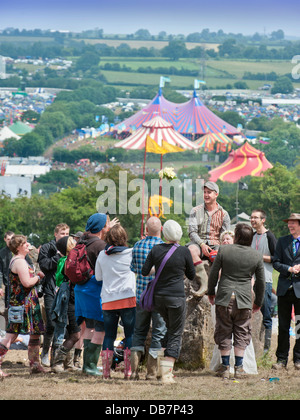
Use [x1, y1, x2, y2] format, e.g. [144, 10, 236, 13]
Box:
[261, 282, 273, 330]
[131, 304, 167, 357]
[102, 307, 136, 351]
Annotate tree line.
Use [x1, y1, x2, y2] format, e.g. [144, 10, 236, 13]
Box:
[1, 37, 300, 62]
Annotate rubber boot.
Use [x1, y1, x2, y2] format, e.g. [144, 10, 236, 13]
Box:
[28, 339, 48, 374]
[101, 349, 114, 379]
[191, 262, 208, 297]
[0, 343, 9, 378]
[156, 349, 165, 379]
[123, 348, 132, 380]
[84, 343, 102, 376]
[130, 350, 142, 380]
[52, 345, 69, 373]
[159, 358, 175, 384]
[40, 333, 53, 367]
[82, 338, 91, 373]
[146, 354, 158, 380]
[264, 329, 272, 354]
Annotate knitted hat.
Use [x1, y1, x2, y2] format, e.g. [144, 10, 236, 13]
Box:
[85, 213, 107, 233]
[163, 219, 182, 243]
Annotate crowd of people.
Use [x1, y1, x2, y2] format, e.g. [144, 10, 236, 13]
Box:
[0, 180, 299, 384]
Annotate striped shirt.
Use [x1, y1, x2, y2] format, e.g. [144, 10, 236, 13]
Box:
[130, 235, 164, 303]
[188, 203, 231, 246]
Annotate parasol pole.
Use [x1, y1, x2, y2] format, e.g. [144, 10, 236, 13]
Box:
[159, 153, 163, 217]
[140, 143, 147, 238]
[235, 181, 239, 222]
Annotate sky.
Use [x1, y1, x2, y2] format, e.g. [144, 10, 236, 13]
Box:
[1, 0, 300, 38]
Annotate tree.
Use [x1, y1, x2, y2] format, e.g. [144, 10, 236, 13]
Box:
[271, 76, 294, 94]
[239, 164, 300, 237]
[75, 52, 100, 72]
[134, 29, 151, 40]
[162, 40, 188, 61]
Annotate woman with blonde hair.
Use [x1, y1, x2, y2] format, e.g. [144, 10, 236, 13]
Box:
[0, 235, 45, 377]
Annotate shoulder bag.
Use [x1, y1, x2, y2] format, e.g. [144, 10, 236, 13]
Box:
[140, 243, 179, 312]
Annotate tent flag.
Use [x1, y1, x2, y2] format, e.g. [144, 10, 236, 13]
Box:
[145, 135, 166, 154]
[160, 76, 171, 88]
[239, 182, 248, 190]
[161, 140, 185, 153]
[194, 79, 206, 89]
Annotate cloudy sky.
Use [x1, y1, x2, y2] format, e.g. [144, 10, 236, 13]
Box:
[1, 0, 300, 37]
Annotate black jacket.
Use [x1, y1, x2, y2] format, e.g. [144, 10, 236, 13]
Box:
[38, 239, 60, 295]
[0, 246, 12, 287]
[142, 243, 195, 297]
[273, 235, 300, 298]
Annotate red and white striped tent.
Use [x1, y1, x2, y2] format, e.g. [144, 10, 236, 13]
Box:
[114, 115, 199, 150]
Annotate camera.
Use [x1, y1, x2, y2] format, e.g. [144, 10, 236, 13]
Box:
[36, 278, 45, 298]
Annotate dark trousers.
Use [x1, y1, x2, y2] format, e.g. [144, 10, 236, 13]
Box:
[154, 295, 186, 360]
[276, 288, 300, 363]
[43, 292, 56, 337]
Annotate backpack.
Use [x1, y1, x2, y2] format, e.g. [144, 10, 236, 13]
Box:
[65, 238, 98, 285]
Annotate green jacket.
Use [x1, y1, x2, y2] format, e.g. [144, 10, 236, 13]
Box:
[55, 256, 67, 288]
[208, 244, 265, 309]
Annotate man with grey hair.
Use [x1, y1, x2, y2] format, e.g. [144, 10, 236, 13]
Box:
[130, 216, 167, 380]
[188, 181, 231, 297]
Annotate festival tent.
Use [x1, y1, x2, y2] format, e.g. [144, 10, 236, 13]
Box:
[209, 141, 273, 183]
[194, 132, 233, 152]
[114, 115, 199, 150]
[0, 126, 21, 142]
[113, 88, 240, 139]
[113, 88, 176, 137]
[171, 90, 241, 138]
[9, 121, 33, 136]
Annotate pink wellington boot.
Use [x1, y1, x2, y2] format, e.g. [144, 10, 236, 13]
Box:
[101, 349, 114, 379]
[123, 348, 132, 380]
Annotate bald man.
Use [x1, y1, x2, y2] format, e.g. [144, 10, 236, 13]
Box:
[130, 217, 167, 380]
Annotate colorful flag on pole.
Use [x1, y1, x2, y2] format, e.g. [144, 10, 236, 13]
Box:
[145, 136, 166, 154]
[160, 76, 171, 88]
[194, 79, 206, 89]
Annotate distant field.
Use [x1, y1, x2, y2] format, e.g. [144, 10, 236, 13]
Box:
[206, 59, 293, 78]
[101, 69, 273, 90]
[99, 57, 296, 89]
[0, 36, 55, 43]
[81, 38, 220, 51]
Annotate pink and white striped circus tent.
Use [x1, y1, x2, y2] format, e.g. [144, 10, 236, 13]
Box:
[114, 115, 199, 150]
[113, 89, 240, 139]
[171, 91, 240, 137]
[113, 88, 176, 136]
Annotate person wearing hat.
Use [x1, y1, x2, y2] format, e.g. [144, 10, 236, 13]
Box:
[188, 181, 231, 297]
[142, 220, 195, 383]
[51, 235, 81, 373]
[38, 223, 70, 367]
[74, 213, 119, 376]
[272, 213, 300, 370]
[70, 231, 84, 243]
